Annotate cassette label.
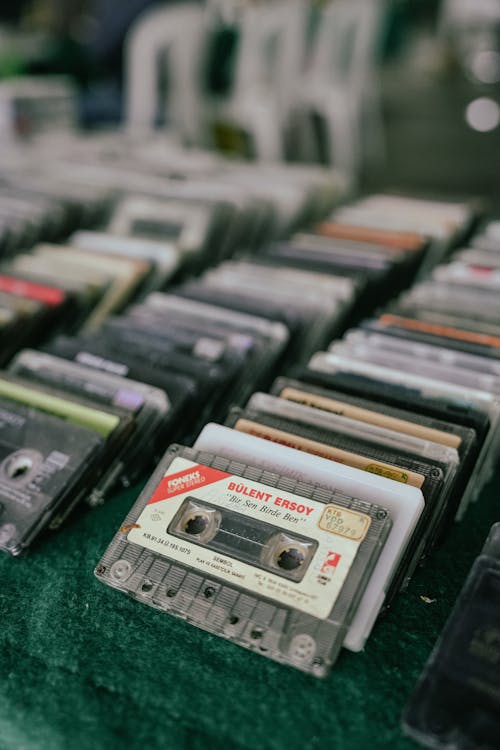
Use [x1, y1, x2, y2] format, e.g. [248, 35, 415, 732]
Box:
[0, 275, 66, 306]
[127, 457, 372, 619]
[234, 418, 425, 488]
[0, 378, 119, 437]
[379, 313, 500, 349]
[279, 386, 462, 450]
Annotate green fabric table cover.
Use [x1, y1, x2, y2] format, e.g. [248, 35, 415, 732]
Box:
[0, 469, 498, 750]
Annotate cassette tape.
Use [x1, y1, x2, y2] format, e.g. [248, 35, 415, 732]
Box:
[69, 230, 180, 292]
[44, 335, 201, 441]
[7, 252, 107, 329]
[192, 269, 346, 358]
[98, 319, 240, 422]
[105, 196, 217, 269]
[270, 376, 480, 540]
[448, 250, 500, 271]
[0, 395, 104, 555]
[295, 359, 490, 450]
[176, 281, 304, 362]
[225, 403, 451, 587]
[270, 376, 477, 455]
[314, 220, 428, 252]
[104, 311, 250, 368]
[363, 314, 500, 361]
[343, 330, 500, 380]
[396, 280, 500, 324]
[330, 338, 500, 397]
[190, 271, 345, 359]
[33, 244, 151, 332]
[9, 349, 171, 492]
[121, 306, 276, 403]
[473, 226, 500, 252]
[0, 270, 66, 304]
[432, 261, 500, 292]
[193, 423, 424, 651]
[259, 240, 389, 296]
[143, 293, 290, 382]
[212, 260, 357, 302]
[143, 293, 290, 352]
[245, 392, 460, 470]
[387, 307, 500, 339]
[95, 445, 392, 675]
[402, 523, 500, 749]
[70, 326, 234, 429]
[307, 352, 500, 518]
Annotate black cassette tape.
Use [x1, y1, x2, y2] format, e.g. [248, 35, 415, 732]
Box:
[0, 396, 103, 555]
[9, 350, 171, 492]
[44, 335, 201, 441]
[271, 377, 479, 464]
[295, 364, 491, 444]
[402, 523, 500, 749]
[176, 282, 320, 364]
[95, 445, 392, 677]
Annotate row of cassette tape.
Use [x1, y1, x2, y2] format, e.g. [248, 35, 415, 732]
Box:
[0, 136, 347, 556]
[0, 155, 475, 562]
[92, 203, 499, 750]
[85, 196, 486, 685]
[1, 141, 494, 747]
[0, 132, 344, 364]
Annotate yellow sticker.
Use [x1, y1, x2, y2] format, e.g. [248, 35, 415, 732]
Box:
[319, 505, 372, 542]
[365, 464, 409, 484]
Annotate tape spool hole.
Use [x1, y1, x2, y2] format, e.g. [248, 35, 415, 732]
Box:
[277, 547, 305, 571]
[5, 454, 33, 480]
[183, 514, 209, 535]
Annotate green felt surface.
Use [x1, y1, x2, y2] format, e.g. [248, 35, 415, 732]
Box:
[0, 467, 498, 750]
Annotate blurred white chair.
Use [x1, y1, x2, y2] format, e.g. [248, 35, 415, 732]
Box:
[292, 0, 387, 182]
[125, 2, 207, 144]
[208, 0, 309, 161]
[439, 0, 500, 77]
[441, 0, 500, 27]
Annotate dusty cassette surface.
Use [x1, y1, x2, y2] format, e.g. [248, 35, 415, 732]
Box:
[0, 395, 103, 556]
[402, 524, 500, 750]
[95, 445, 392, 676]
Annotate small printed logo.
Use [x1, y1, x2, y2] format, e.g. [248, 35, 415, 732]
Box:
[317, 551, 341, 585]
[167, 470, 204, 492]
[147, 463, 231, 505]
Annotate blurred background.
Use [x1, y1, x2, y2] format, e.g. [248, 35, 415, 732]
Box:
[1, 0, 499, 198]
